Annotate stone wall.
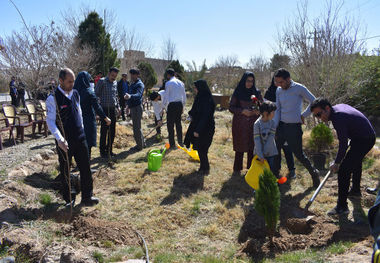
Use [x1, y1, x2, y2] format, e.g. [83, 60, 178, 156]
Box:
[120, 50, 170, 86]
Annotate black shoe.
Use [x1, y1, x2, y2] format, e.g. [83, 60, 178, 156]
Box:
[366, 187, 378, 195]
[288, 169, 296, 179]
[81, 196, 99, 206]
[64, 196, 76, 208]
[327, 205, 349, 216]
[311, 169, 320, 188]
[348, 189, 362, 198]
[130, 145, 142, 152]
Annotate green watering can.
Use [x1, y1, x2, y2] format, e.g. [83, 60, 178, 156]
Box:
[147, 143, 169, 172]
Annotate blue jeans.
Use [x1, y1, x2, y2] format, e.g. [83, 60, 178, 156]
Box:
[266, 155, 276, 177]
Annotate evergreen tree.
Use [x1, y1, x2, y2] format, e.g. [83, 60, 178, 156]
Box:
[254, 168, 281, 239]
[138, 61, 157, 96]
[165, 60, 185, 82]
[270, 54, 290, 72]
[77, 12, 118, 74]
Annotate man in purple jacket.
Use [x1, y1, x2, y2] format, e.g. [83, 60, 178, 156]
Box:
[311, 98, 376, 215]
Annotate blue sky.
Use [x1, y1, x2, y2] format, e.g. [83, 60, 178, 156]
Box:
[1, 0, 379, 68]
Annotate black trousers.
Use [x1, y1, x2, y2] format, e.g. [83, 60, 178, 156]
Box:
[281, 143, 295, 171]
[100, 107, 116, 154]
[17, 94, 26, 108]
[167, 102, 183, 147]
[274, 122, 315, 177]
[57, 139, 93, 202]
[234, 150, 254, 172]
[338, 136, 376, 208]
[154, 116, 161, 134]
[10, 94, 17, 107]
[199, 149, 210, 171]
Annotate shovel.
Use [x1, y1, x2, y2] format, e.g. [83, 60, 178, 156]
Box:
[144, 121, 167, 139]
[304, 170, 332, 212]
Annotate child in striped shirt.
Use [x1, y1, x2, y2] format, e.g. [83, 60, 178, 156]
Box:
[254, 101, 278, 175]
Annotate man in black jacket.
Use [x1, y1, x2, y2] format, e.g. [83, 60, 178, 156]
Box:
[46, 68, 99, 207]
[117, 73, 129, 121]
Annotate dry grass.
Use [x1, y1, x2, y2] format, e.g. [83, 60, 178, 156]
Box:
[4, 104, 378, 262]
[82, 108, 378, 262]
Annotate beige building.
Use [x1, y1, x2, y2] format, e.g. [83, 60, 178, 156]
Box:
[119, 50, 170, 86]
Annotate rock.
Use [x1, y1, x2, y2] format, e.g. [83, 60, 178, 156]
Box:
[59, 246, 95, 263]
[40, 149, 55, 160]
[8, 168, 28, 178]
[2, 228, 44, 259]
[31, 154, 43, 162]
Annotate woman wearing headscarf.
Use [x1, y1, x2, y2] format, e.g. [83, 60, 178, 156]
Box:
[184, 79, 215, 175]
[73, 71, 111, 159]
[229, 72, 263, 176]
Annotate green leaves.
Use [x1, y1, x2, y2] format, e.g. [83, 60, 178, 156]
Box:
[166, 60, 185, 82]
[254, 168, 281, 235]
[77, 12, 118, 74]
[309, 123, 333, 152]
[138, 61, 157, 95]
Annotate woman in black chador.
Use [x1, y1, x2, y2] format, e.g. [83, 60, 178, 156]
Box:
[184, 79, 215, 175]
[73, 71, 111, 159]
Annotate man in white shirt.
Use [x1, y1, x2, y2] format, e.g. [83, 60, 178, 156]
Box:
[46, 68, 99, 207]
[149, 90, 166, 141]
[164, 68, 186, 148]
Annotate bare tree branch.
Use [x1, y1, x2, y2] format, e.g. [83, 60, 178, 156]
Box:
[161, 37, 177, 61]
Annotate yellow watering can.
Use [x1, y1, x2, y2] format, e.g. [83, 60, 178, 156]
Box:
[245, 155, 270, 190]
[177, 144, 200, 161]
[245, 155, 287, 190]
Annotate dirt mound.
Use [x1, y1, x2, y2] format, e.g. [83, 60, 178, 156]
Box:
[66, 216, 141, 246]
[285, 218, 313, 234]
[240, 214, 370, 260]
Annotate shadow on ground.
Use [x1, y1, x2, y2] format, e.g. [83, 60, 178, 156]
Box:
[215, 174, 254, 208]
[160, 171, 204, 205]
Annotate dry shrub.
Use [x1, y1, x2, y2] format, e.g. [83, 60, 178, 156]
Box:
[367, 147, 380, 180]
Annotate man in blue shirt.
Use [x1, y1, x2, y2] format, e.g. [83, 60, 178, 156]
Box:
[311, 98, 376, 215]
[273, 68, 320, 188]
[124, 68, 145, 151]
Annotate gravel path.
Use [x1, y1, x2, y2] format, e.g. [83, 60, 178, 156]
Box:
[0, 135, 56, 173]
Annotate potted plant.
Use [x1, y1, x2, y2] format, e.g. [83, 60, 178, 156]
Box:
[308, 123, 334, 170]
